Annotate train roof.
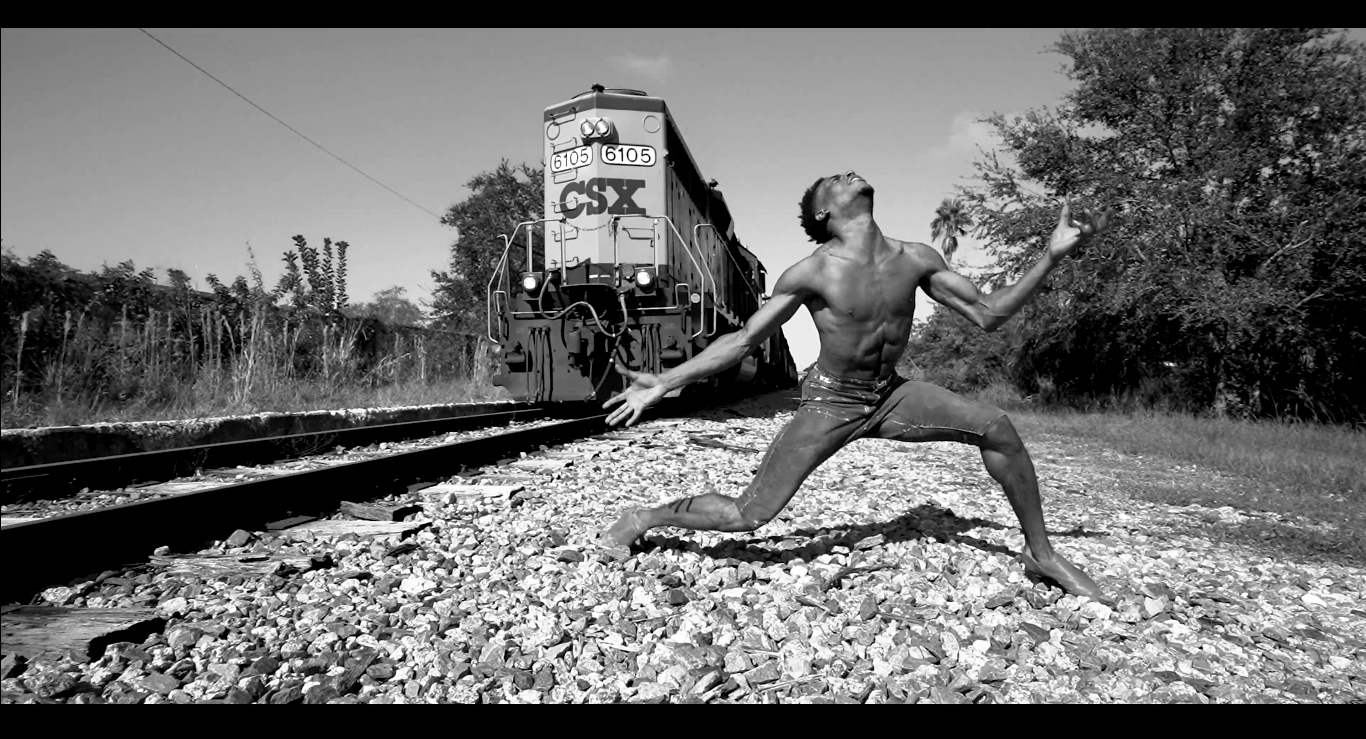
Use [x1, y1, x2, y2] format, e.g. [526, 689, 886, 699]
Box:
[545, 86, 769, 278]
[544, 87, 665, 120]
[544, 87, 709, 211]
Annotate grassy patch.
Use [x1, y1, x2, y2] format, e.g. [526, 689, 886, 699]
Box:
[4, 298, 502, 429]
[1002, 405, 1365, 565]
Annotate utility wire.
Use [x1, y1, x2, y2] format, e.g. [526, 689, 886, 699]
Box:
[137, 28, 443, 220]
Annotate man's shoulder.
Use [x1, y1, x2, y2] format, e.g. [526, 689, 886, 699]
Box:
[889, 238, 940, 261]
[888, 239, 950, 277]
[781, 250, 829, 280]
[767, 252, 823, 297]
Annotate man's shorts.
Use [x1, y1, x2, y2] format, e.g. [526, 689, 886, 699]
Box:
[733, 364, 1009, 528]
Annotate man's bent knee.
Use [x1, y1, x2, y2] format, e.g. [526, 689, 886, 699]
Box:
[981, 413, 1024, 453]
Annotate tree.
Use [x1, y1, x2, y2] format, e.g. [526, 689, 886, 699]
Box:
[274, 250, 305, 309]
[898, 307, 1013, 392]
[347, 286, 426, 327]
[335, 241, 349, 311]
[278, 235, 350, 315]
[958, 27, 1366, 422]
[430, 160, 544, 333]
[930, 197, 973, 266]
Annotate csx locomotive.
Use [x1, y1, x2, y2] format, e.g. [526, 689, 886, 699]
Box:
[487, 85, 798, 403]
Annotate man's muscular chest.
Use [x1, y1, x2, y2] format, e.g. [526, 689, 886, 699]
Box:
[810, 250, 921, 322]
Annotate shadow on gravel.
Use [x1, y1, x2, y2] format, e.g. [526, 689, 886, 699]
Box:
[643, 503, 1110, 566]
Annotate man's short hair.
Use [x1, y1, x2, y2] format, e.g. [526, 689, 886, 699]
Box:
[799, 176, 832, 244]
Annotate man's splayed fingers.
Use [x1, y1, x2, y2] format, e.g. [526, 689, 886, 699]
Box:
[604, 363, 642, 411]
[1089, 206, 1116, 235]
[1071, 205, 1116, 238]
[606, 401, 641, 428]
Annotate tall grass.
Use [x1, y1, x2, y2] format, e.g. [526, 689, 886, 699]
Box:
[966, 382, 1366, 564]
[4, 301, 502, 429]
[1013, 407, 1363, 501]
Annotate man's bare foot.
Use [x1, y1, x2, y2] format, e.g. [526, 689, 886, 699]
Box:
[603, 508, 650, 548]
[1021, 548, 1105, 600]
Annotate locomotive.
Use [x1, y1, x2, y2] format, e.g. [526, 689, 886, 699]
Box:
[487, 84, 798, 403]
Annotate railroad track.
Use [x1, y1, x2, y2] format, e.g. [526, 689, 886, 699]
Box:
[1, 391, 761, 606]
[2, 403, 568, 504]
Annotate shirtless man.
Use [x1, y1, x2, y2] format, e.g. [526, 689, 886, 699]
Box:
[601, 171, 1113, 598]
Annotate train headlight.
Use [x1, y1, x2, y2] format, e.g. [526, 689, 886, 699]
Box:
[579, 118, 614, 139]
[522, 273, 541, 294]
[636, 269, 654, 288]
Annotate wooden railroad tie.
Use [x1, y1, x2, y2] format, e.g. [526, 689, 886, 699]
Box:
[419, 483, 525, 505]
[1, 606, 163, 663]
[283, 519, 430, 540]
[338, 500, 422, 522]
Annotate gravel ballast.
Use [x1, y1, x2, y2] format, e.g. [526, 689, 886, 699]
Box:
[3, 392, 1363, 704]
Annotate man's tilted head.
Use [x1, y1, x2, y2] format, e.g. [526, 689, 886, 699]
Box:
[800, 171, 874, 243]
[799, 176, 832, 244]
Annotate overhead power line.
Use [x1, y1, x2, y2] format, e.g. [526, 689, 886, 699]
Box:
[137, 28, 443, 220]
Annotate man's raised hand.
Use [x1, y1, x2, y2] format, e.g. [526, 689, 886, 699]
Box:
[603, 362, 669, 427]
[1047, 202, 1115, 261]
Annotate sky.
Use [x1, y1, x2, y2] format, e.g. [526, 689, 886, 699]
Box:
[7, 29, 1361, 369]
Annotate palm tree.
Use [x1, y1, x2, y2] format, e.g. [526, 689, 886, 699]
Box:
[930, 197, 973, 266]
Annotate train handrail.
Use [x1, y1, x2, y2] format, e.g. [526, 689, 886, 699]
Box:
[695, 223, 765, 337]
[486, 217, 569, 342]
[490, 289, 510, 341]
[695, 222, 764, 303]
[606, 217, 661, 276]
[486, 233, 513, 342]
[670, 217, 715, 339]
[610, 214, 712, 339]
[694, 224, 728, 337]
[691, 224, 718, 338]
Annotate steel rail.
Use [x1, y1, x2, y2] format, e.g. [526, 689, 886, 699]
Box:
[1, 411, 614, 604]
[2, 405, 561, 504]
[1, 386, 778, 605]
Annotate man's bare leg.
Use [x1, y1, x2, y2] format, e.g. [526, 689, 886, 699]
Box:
[979, 415, 1105, 599]
[604, 493, 754, 546]
[604, 403, 857, 548]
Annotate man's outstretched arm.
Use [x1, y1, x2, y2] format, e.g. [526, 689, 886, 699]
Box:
[921, 203, 1112, 332]
[657, 259, 814, 391]
[604, 257, 816, 426]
